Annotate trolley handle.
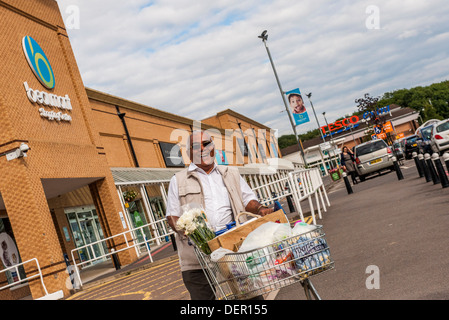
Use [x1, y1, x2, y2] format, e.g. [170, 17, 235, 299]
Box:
[235, 211, 261, 227]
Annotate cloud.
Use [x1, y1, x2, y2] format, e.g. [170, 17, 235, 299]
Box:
[56, 0, 449, 136]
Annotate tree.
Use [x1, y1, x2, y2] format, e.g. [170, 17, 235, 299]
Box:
[278, 134, 298, 149]
[355, 93, 380, 114]
[377, 80, 449, 123]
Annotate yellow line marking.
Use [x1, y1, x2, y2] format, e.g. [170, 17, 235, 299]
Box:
[66, 258, 180, 300]
[290, 216, 313, 225]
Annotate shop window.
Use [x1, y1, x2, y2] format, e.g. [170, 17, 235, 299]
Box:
[121, 188, 156, 250]
[159, 142, 185, 168]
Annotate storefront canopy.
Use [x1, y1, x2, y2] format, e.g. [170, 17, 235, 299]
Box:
[111, 167, 182, 186]
[111, 160, 297, 187]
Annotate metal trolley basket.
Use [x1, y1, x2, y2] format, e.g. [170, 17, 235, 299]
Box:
[194, 225, 334, 300]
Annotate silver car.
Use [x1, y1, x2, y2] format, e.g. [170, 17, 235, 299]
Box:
[354, 140, 395, 181]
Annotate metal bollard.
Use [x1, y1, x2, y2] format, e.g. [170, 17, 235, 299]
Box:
[412, 152, 423, 178]
[342, 171, 353, 194]
[392, 156, 404, 180]
[432, 153, 449, 188]
[419, 154, 432, 182]
[444, 152, 449, 175]
[111, 248, 121, 270]
[425, 153, 440, 184]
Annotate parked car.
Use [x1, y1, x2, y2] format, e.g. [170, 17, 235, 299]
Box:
[430, 119, 449, 155]
[391, 141, 404, 159]
[416, 124, 437, 154]
[417, 119, 441, 129]
[354, 139, 395, 181]
[401, 134, 421, 159]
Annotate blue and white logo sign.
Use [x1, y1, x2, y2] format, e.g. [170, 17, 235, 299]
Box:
[22, 36, 55, 89]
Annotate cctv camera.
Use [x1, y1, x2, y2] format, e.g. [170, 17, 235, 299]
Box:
[19, 143, 30, 153]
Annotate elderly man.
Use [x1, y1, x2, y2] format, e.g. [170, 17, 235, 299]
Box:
[166, 130, 273, 300]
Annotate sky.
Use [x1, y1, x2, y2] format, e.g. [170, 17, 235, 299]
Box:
[55, 0, 449, 137]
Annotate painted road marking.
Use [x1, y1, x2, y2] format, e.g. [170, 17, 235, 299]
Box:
[291, 216, 313, 225]
[66, 258, 186, 300]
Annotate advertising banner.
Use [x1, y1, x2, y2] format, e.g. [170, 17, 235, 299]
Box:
[215, 150, 228, 165]
[0, 233, 19, 267]
[285, 88, 310, 126]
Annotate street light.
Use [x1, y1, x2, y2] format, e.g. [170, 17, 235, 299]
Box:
[258, 30, 307, 167]
[305, 93, 325, 143]
[305, 92, 328, 175]
[322, 112, 337, 169]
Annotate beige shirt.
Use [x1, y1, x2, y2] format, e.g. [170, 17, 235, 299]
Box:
[166, 163, 257, 231]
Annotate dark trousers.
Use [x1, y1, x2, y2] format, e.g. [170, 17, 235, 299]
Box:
[182, 269, 215, 300]
[182, 269, 264, 300]
[349, 171, 357, 183]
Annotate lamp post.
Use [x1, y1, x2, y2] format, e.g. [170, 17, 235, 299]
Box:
[305, 93, 325, 143]
[322, 112, 337, 169]
[305, 92, 328, 175]
[258, 30, 307, 167]
[349, 124, 357, 145]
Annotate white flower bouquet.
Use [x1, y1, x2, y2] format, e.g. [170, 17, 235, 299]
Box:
[176, 204, 216, 254]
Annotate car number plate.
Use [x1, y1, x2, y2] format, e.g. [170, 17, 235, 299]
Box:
[370, 158, 382, 164]
[412, 143, 417, 147]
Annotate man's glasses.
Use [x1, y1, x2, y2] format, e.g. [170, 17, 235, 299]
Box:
[191, 140, 214, 150]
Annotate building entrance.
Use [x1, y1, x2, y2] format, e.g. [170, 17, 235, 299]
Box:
[65, 205, 109, 267]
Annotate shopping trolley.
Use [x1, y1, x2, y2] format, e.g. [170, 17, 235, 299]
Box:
[194, 225, 334, 300]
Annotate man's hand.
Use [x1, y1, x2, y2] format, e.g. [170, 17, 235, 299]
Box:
[166, 215, 186, 239]
[258, 206, 274, 216]
[245, 200, 274, 216]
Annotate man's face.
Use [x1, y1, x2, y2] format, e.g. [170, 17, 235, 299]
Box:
[190, 132, 215, 167]
[290, 95, 304, 111]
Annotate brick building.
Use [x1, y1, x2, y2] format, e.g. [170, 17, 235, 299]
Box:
[0, 0, 281, 300]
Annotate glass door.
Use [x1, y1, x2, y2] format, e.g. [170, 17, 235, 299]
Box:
[65, 206, 109, 266]
[79, 217, 103, 260]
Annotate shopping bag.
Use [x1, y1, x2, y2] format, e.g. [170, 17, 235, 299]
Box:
[207, 210, 288, 252]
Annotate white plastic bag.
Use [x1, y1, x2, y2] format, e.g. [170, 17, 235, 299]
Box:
[272, 223, 293, 242]
[238, 222, 280, 252]
[291, 222, 317, 237]
[210, 247, 234, 262]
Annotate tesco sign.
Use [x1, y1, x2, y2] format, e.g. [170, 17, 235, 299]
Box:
[320, 115, 359, 136]
[321, 105, 391, 137]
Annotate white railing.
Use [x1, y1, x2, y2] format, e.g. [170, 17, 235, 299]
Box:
[288, 168, 330, 224]
[246, 167, 330, 225]
[70, 217, 174, 288]
[0, 258, 48, 296]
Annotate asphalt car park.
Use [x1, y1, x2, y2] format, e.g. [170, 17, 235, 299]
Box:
[276, 158, 449, 300]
